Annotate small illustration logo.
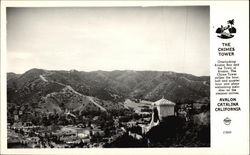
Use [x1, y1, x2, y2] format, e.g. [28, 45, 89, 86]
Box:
[216, 19, 236, 39]
[223, 117, 232, 125]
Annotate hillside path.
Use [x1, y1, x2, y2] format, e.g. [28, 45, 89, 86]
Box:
[40, 74, 107, 112]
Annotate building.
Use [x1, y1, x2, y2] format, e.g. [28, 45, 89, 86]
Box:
[127, 121, 137, 128]
[14, 114, 19, 121]
[153, 97, 176, 121]
[140, 98, 176, 134]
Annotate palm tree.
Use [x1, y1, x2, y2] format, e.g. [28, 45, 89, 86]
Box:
[227, 19, 236, 33]
[227, 19, 234, 28]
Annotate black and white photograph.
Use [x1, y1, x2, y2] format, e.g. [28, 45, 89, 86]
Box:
[6, 6, 210, 148]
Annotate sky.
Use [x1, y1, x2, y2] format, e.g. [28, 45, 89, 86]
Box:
[7, 6, 209, 76]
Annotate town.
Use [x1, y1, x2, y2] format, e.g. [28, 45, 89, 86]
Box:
[8, 97, 209, 148]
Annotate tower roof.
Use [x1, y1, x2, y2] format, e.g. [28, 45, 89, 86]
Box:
[154, 98, 175, 106]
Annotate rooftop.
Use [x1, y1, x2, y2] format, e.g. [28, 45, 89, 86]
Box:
[154, 98, 175, 106]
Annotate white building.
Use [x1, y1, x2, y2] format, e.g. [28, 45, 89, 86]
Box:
[141, 98, 176, 134]
[153, 97, 176, 121]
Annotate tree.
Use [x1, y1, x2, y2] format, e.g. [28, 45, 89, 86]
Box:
[227, 19, 236, 33]
[227, 19, 234, 27]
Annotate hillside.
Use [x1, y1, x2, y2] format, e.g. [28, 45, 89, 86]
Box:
[7, 68, 210, 114]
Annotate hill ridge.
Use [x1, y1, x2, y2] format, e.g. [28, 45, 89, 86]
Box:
[7, 68, 210, 113]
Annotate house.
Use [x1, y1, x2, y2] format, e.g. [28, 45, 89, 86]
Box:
[153, 97, 176, 121]
[7, 123, 11, 129]
[78, 133, 89, 138]
[24, 122, 33, 127]
[140, 98, 176, 134]
[90, 123, 98, 129]
[14, 114, 19, 121]
[93, 116, 99, 121]
[91, 129, 105, 136]
[81, 138, 90, 144]
[19, 110, 23, 115]
[127, 121, 137, 128]
[77, 123, 85, 128]
[30, 136, 40, 144]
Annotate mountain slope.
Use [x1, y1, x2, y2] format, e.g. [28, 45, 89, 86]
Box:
[7, 69, 210, 113]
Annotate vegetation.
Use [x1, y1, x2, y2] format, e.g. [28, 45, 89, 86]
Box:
[8, 69, 210, 106]
[105, 114, 210, 148]
[7, 69, 210, 148]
